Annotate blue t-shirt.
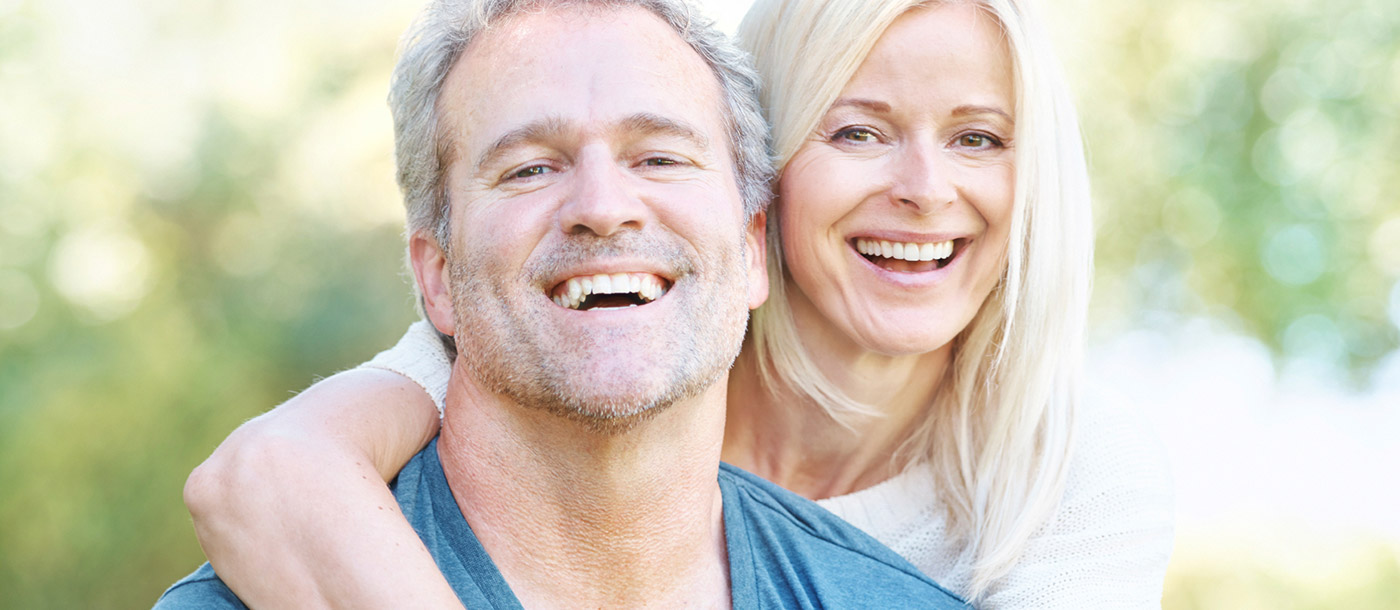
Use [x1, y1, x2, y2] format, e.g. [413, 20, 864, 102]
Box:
[157, 439, 969, 609]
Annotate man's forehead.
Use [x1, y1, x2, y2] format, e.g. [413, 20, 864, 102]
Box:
[437, 3, 728, 156]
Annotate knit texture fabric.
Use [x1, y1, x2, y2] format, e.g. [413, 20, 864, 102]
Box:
[359, 321, 1175, 607]
[362, 321, 451, 417]
[813, 388, 1175, 608]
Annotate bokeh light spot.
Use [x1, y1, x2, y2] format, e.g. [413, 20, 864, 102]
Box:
[1260, 67, 1306, 123]
[0, 90, 59, 184]
[1279, 108, 1337, 181]
[48, 224, 153, 321]
[1370, 217, 1400, 276]
[1304, 39, 1368, 100]
[1262, 224, 1327, 286]
[1320, 163, 1376, 219]
[1206, 70, 1255, 132]
[1282, 313, 1347, 363]
[1251, 128, 1291, 186]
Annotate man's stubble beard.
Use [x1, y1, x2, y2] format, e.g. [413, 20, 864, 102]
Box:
[447, 232, 751, 434]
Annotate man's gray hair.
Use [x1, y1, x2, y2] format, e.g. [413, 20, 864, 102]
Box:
[389, 0, 774, 251]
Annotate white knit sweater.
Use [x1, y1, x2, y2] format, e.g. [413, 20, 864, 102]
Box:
[364, 321, 1175, 608]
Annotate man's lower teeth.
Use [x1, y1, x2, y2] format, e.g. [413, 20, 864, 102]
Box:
[564, 298, 648, 310]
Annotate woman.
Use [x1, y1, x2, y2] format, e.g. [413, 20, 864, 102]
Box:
[184, 0, 1173, 607]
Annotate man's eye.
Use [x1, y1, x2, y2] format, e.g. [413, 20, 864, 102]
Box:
[642, 157, 678, 167]
[511, 165, 551, 179]
[833, 127, 878, 143]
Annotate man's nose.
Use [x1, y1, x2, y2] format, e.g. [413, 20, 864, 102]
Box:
[557, 151, 650, 237]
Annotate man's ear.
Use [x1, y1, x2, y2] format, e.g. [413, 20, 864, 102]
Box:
[410, 232, 456, 337]
[744, 211, 769, 310]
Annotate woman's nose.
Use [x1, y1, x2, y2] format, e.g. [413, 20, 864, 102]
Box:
[888, 140, 956, 214]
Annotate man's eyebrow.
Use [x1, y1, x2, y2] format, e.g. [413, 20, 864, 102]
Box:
[475, 117, 571, 171]
[474, 114, 712, 172]
[617, 113, 711, 150]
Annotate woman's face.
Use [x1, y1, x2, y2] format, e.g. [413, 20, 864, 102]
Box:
[778, 2, 1015, 359]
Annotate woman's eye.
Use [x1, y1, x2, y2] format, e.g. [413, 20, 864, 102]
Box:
[833, 127, 878, 143]
[957, 133, 1001, 149]
[511, 165, 551, 179]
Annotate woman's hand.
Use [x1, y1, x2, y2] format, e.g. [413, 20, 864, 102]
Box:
[183, 368, 463, 609]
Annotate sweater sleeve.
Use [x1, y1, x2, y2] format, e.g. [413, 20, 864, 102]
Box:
[358, 321, 452, 417]
[978, 391, 1176, 609]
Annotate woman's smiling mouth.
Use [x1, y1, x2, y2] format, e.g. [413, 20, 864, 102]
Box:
[852, 237, 964, 273]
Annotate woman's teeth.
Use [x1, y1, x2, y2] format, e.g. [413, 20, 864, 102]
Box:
[551, 272, 668, 310]
[854, 238, 954, 262]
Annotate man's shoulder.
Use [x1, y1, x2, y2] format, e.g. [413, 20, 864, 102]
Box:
[152, 563, 247, 609]
[718, 463, 971, 609]
[387, 438, 445, 521]
[719, 463, 917, 554]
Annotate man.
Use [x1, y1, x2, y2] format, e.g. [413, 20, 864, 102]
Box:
[157, 0, 967, 607]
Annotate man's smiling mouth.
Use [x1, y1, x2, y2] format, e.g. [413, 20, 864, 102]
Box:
[550, 273, 671, 310]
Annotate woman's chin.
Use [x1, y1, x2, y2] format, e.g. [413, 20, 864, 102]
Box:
[847, 326, 958, 360]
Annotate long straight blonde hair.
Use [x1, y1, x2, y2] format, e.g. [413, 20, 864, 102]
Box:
[737, 0, 1094, 598]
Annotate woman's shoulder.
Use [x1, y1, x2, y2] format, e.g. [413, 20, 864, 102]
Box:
[977, 387, 1175, 609]
[1063, 386, 1175, 519]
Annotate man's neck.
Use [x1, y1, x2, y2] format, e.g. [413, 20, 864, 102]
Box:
[437, 369, 731, 608]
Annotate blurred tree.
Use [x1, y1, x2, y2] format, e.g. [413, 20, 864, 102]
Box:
[0, 0, 420, 606]
[1071, 0, 1400, 382]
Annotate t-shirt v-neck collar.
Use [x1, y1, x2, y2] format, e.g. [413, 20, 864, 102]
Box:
[421, 442, 749, 608]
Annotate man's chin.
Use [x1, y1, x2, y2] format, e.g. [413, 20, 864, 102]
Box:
[506, 369, 719, 434]
[535, 382, 681, 420]
[543, 399, 671, 435]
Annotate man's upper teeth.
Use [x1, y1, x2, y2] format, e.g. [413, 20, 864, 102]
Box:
[855, 238, 954, 262]
[553, 272, 668, 309]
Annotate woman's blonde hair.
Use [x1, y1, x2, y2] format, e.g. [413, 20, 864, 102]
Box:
[737, 0, 1093, 598]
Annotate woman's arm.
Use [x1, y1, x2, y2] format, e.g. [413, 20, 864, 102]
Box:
[183, 368, 463, 610]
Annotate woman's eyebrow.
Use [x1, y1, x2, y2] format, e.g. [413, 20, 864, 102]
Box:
[830, 97, 891, 113]
[827, 99, 1014, 124]
[950, 104, 1013, 122]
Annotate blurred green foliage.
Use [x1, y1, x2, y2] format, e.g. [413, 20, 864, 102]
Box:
[0, 0, 1396, 607]
[0, 0, 421, 606]
[1062, 0, 1400, 381]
